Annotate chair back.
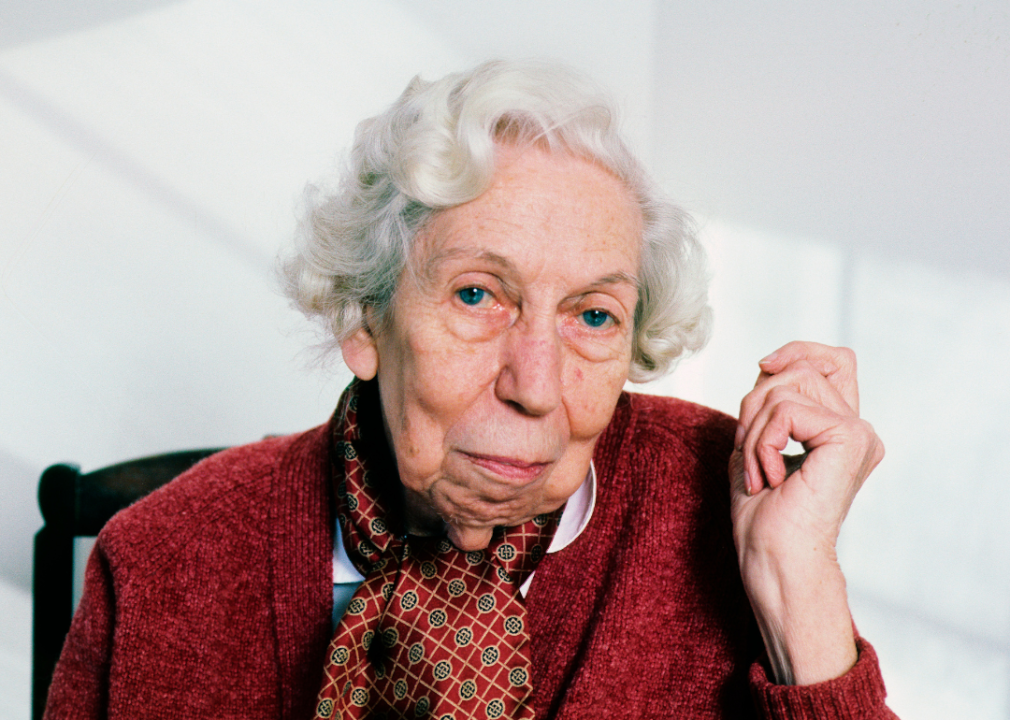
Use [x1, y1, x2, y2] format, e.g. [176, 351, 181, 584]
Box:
[33, 449, 223, 720]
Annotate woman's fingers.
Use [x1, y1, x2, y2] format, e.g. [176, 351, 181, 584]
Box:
[740, 383, 883, 497]
[742, 389, 821, 491]
[757, 342, 859, 414]
[736, 343, 866, 494]
[738, 360, 852, 439]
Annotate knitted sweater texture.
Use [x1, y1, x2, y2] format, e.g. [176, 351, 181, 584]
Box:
[45, 392, 896, 719]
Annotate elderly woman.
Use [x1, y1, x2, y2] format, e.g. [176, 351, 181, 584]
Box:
[46, 61, 895, 719]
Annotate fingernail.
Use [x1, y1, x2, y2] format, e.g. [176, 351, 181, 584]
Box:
[734, 424, 744, 450]
[744, 470, 752, 495]
[759, 350, 779, 365]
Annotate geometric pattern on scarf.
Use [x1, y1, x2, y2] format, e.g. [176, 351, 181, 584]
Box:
[314, 381, 562, 720]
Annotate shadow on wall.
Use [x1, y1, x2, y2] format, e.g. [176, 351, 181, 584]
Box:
[639, 220, 1010, 720]
[0, 448, 42, 591]
[0, 0, 185, 49]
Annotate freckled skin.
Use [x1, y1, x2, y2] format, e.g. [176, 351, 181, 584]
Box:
[341, 144, 642, 550]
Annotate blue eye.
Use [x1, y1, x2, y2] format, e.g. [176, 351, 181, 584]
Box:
[457, 287, 486, 306]
[581, 309, 611, 328]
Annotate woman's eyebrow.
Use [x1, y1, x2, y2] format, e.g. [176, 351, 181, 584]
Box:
[422, 247, 518, 279]
[421, 249, 638, 297]
[586, 271, 639, 290]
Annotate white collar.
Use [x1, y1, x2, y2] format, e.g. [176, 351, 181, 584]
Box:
[333, 461, 598, 596]
[541, 461, 596, 555]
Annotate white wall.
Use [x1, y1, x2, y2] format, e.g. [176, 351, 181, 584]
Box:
[639, 6, 1010, 716]
[2, 1, 1007, 717]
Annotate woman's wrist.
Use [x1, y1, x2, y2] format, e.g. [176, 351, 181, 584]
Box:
[740, 542, 857, 685]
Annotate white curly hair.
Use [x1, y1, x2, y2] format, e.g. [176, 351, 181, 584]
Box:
[281, 59, 711, 382]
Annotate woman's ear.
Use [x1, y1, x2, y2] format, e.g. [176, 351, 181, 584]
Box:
[341, 325, 379, 380]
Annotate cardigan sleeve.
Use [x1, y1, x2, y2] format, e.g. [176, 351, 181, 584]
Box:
[748, 637, 899, 720]
[43, 541, 115, 719]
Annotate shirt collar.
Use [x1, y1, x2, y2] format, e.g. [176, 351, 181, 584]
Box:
[544, 460, 596, 555]
[333, 462, 598, 585]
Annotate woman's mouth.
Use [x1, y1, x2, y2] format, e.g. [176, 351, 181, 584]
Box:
[461, 452, 550, 483]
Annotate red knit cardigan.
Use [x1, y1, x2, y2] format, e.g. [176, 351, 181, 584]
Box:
[45, 392, 897, 719]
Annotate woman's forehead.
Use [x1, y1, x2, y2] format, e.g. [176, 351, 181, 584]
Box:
[412, 146, 642, 283]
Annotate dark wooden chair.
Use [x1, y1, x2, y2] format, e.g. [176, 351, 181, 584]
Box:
[32, 448, 224, 720]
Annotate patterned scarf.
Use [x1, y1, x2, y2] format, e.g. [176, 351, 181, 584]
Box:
[314, 380, 562, 720]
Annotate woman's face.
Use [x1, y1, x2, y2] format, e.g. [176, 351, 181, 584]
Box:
[342, 144, 642, 550]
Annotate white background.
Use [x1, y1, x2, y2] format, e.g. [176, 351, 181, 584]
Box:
[2, 1, 1008, 717]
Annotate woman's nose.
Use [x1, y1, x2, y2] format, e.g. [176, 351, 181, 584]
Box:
[494, 317, 563, 416]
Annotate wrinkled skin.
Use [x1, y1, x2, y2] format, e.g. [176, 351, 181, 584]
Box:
[341, 144, 885, 686]
[732, 341, 885, 684]
[341, 143, 641, 551]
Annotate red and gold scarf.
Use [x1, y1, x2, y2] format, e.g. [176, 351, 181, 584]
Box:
[314, 380, 561, 720]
